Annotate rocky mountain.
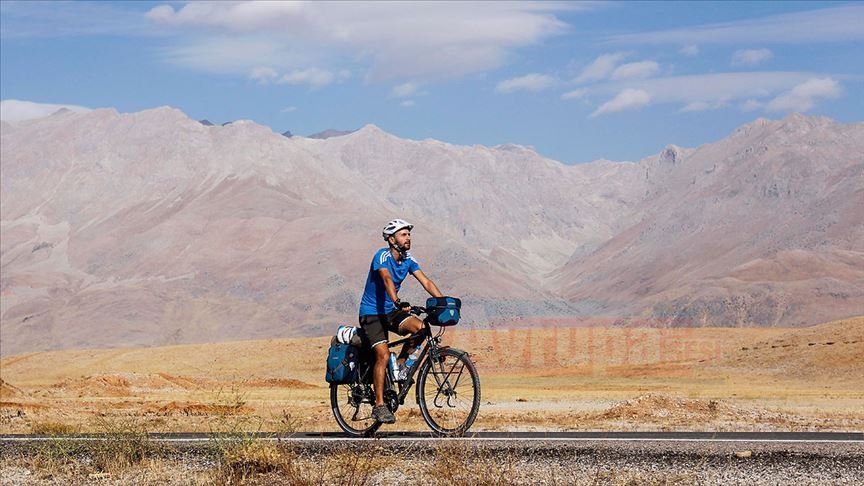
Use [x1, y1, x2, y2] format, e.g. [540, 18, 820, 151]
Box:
[1, 108, 861, 355]
[553, 114, 864, 327]
[308, 128, 355, 139]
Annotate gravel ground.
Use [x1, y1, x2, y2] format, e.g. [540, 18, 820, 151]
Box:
[2, 438, 863, 485]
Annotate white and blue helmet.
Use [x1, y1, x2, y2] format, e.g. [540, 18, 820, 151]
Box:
[382, 218, 413, 239]
[336, 325, 357, 345]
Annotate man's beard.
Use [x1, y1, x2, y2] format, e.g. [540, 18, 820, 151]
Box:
[394, 240, 410, 254]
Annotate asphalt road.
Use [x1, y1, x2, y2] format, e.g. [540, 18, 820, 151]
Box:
[2, 431, 863, 442]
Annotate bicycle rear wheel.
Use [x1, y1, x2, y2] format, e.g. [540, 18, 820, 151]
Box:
[330, 382, 381, 437]
[416, 347, 480, 436]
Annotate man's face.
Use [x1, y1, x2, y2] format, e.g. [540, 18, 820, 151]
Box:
[390, 229, 411, 250]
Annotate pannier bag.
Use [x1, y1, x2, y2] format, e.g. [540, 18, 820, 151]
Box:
[425, 296, 462, 326]
[325, 341, 359, 384]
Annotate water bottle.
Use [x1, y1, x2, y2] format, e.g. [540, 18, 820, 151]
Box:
[399, 345, 422, 381]
[388, 352, 399, 381]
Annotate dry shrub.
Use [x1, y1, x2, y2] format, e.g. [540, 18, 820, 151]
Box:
[88, 415, 156, 474]
[276, 409, 302, 435]
[23, 438, 85, 480]
[31, 420, 77, 436]
[9, 430, 152, 482]
[319, 446, 384, 486]
[204, 378, 266, 436]
[430, 440, 518, 486]
[219, 441, 299, 482]
[214, 442, 384, 485]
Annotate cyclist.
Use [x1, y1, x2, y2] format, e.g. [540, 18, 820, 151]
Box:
[358, 218, 443, 424]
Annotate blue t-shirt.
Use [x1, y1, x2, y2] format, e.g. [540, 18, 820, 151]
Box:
[359, 247, 421, 317]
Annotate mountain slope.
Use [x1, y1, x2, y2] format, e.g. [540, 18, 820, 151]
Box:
[1, 108, 862, 354]
[554, 114, 864, 326]
[1, 108, 595, 354]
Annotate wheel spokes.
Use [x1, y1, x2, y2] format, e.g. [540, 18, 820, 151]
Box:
[422, 354, 476, 431]
[431, 357, 466, 408]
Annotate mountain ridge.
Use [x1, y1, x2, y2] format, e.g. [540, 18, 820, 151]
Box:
[1, 107, 861, 354]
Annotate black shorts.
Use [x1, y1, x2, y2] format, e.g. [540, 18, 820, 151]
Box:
[359, 309, 413, 348]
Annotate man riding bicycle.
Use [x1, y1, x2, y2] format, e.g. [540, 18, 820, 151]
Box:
[358, 218, 444, 424]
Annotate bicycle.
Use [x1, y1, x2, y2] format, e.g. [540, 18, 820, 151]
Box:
[329, 305, 481, 437]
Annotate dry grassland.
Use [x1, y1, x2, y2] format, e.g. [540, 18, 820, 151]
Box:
[1, 317, 862, 435]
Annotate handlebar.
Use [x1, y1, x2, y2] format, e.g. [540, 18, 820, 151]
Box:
[409, 306, 427, 316]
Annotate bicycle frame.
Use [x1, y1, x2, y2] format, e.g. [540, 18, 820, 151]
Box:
[385, 318, 440, 407]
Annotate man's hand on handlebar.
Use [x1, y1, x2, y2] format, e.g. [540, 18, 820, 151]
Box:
[394, 299, 411, 309]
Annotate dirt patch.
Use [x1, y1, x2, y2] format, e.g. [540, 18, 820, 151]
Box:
[154, 373, 206, 389]
[1, 400, 49, 427]
[720, 316, 864, 380]
[0, 401, 49, 411]
[589, 393, 840, 431]
[52, 374, 133, 397]
[599, 394, 729, 421]
[244, 378, 317, 389]
[141, 401, 255, 417]
[126, 373, 209, 391]
[50, 373, 212, 397]
[0, 379, 26, 399]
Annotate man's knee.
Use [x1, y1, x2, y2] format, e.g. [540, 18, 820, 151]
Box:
[373, 343, 389, 362]
[401, 316, 423, 334]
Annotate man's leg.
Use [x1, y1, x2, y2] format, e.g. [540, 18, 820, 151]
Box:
[361, 315, 396, 423]
[372, 342, 389, 406]
[371, 340, 396, 424]
[397, 316, 424, 361]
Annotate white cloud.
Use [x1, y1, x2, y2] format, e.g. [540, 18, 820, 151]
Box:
[0, 99, 91, 122]
[732, 48, 773, 66]
[611, 61, 659, 81]
[680, 101, 712, 112]
[277, 68, 349, 89]
[250, 66, 278, 84]
[607, 5, 864, 45]
[740, 99, 764, 112]
[1, 1, 159, 38]
[400, 100, 416, 108]
[572, 52, 628, 84]
[561, 88, 588, 101]
[680, 98, 729, 112]
[281, 106, 297, 113]
[679, 44, 699, 56]
[158, 36, 308, 74]
[580, 71, 841, 115]
[495, 73, 557, 93]
[391, 82, 421, 98]
[146, 2, 308, 31]
[591, 89, 651, 117]
[766, 77, 841, 113]
[146, 2, 580, 82]
[590, 71, 819, 109]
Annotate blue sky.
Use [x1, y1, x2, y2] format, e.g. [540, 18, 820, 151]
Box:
[2, 1, 862, 163]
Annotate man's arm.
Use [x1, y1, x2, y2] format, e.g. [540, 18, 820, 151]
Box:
[377, 268, 400, 303]
[413, 270, 443, 298]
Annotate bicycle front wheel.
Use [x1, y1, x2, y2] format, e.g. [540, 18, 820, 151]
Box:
[416, 347, 480, 436]
[330, 383, 381, 437]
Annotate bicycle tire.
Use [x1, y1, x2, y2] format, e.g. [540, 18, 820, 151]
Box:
[330, 382, 382, 437]
[416, 347, 480, 436]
